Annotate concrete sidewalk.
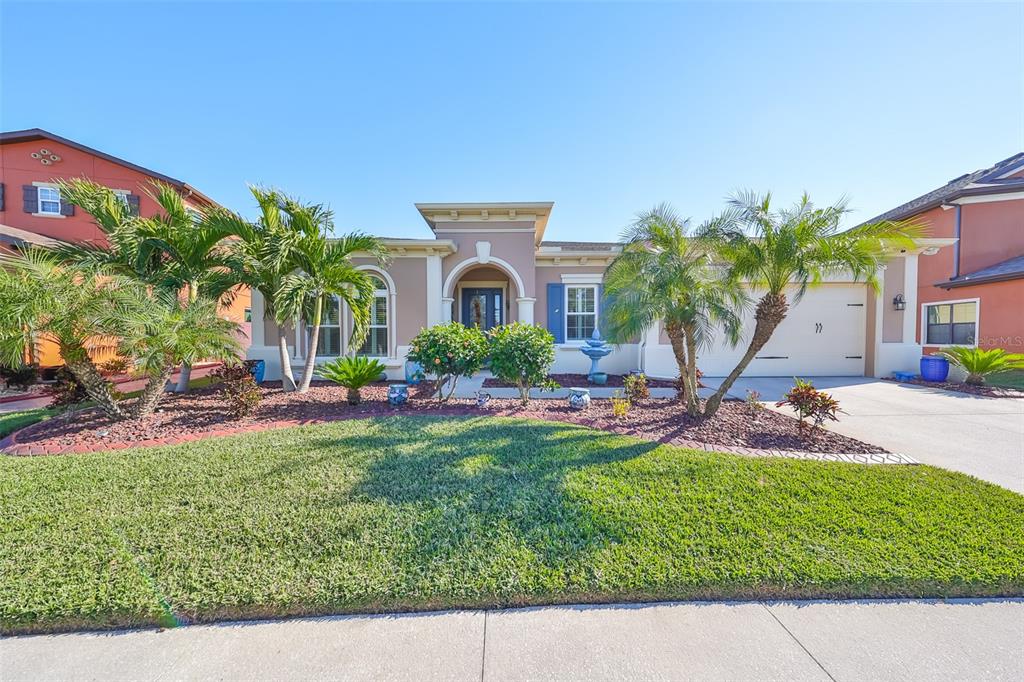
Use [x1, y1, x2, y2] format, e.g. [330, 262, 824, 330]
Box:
[3, 599, 1021, 681]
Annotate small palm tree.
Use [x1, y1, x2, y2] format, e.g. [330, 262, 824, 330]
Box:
[0, 249, 125, 419]
[316, 356, 386, 404]
[55, 179, 245, 393]
[936, 346, 1024, 386]
[699, 192, 923, 417]
[220, 186, 308, 392]
[603, 204, 746, 416]
[106, 288, 242, 418]
[275, 198, 389, 393]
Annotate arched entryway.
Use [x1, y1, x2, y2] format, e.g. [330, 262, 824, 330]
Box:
[441, 250, 535, 326]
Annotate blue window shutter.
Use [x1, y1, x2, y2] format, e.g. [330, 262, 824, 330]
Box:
[597, 284, 604, 334]
[547, 283, 564, 343]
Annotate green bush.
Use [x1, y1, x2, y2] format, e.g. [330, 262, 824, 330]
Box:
[487, 323, 557, 405]
[623, 373, 649, 402]
[213, 364, 262, 419]
[407, 323, 489, 401]
[316, 356, 387, 405]
[0, 364, 38, 391]
[936, 346, 1024, 386]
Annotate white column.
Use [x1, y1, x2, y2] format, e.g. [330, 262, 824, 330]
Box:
[293, 316, 303, 361]
[426, 254, 443, 326]
[902, 254, 919, 344]
[442, 297, 455, 323]
[872, 266, 886, 376]
[516, 297, 536, 324]
[250, 290, 265, 346]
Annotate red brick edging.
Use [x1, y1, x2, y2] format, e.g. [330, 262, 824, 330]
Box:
[0, 408, 917, 465]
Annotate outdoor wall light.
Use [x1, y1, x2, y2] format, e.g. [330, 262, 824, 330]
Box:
[893, 294, 906, 311]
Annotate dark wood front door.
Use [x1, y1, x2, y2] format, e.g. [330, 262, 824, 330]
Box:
[461, 288, 503, 330]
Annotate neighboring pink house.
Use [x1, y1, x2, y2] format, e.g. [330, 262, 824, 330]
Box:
[246, 202, 955, 381]
[864, 153, 1024, 358]
[0, 128, 252, 365]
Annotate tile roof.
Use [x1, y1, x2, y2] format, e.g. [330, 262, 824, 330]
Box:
[863, 152, 1024, 224]
[939, 254, 1024, 289]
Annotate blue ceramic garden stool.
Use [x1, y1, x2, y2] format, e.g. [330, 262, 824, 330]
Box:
[388, 384, 409, 406]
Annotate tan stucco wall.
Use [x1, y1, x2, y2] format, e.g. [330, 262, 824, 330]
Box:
[440, 225, 537, 298]
[882, 256, 906, 343]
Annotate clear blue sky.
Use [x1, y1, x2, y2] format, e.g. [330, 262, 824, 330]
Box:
[2, 2, 1022, 239]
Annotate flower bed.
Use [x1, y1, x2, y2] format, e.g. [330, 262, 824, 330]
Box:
[482, 373, 679, 389]
[3, 382, 887, 456]
[883, 377, 1024, 399]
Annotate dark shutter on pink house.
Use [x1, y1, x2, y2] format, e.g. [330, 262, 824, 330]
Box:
[22, 186, 38, 213]
[59, 198, 75, 216]
[546, 282, 564, 343]
[0, 183, 5, 211]
[126, 193, 140, 216]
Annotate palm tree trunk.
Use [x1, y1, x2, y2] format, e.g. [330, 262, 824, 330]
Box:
[297, 297, 322, 393]
[277, 331, 297, 391]
[665, 322, 691, 406]
[174, 284, 199, 393]
[703, 292, 789, 417]
[132, 363, 175, 420]
[63, 351, 125, 421]
[683, 329, 700, 417]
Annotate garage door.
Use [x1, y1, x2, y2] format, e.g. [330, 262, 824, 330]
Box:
[667, 284, 867, 377]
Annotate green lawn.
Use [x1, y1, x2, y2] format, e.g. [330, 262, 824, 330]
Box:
[989, 370, 1024, 391]
[2, 416, 1022, 634]
[0, 408, 57, 439]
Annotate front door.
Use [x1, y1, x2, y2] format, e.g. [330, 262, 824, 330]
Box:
[461, 288, 503, 330]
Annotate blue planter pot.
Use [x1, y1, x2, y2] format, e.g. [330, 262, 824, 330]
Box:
[388, 384, 409, 406]
[588, 372, 608, 386]
[248, 359, 266, 384]
[919, 356, 950, 382]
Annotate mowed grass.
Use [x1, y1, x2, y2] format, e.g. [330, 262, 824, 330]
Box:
[2, 416, 1022, 634]
[0, 408, 57, 438]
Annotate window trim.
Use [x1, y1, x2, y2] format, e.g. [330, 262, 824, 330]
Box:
[564, 284, 599, 343]
[307, 296, 343, 358]
[921, 297, 980, 348]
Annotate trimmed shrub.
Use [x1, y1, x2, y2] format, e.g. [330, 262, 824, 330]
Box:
[316, 356, 387, 405]
[407, 323, 489, 402]
[487, 323, 557, 405]
[213, 364, 262, 419]
[99, 358, 132, 377]
[623, 373, 649, 402]
[776, 378, 842, 435]
[0, 364, 39, 391]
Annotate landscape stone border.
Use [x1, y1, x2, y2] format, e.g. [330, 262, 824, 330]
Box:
[0, 410, 917, 464]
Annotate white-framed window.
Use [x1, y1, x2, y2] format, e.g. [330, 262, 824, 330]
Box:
[358, 277, 389, 357]
[38, 187, 61, 215]
[309, 296, 342, 356]
[923, 299, 978, 346]
[566, 285, 598, 341]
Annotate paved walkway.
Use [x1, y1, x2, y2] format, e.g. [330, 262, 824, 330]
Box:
[3, 599, 1021, 680]
[702, 377, 1024, 493]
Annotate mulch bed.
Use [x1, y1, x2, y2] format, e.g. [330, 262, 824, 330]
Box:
[482, 373, 679, 389]
[5, 381, 886, 456]
[883, 377, 1024, 398]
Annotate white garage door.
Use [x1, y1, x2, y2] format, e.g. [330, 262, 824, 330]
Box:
[746, 285, 866, 377]
[646, 284, 868, 378]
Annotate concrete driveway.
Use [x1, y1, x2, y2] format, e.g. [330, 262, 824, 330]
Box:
[703, 376, 1024, 493]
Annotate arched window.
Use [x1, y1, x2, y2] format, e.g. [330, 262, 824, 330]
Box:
[309, 295, 342, 356]
[358, 277, 389, 357]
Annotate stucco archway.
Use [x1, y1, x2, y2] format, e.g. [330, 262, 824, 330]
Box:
[442, 252, 534, 324]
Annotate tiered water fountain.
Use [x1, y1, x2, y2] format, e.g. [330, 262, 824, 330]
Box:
[580, 328, 613, 384]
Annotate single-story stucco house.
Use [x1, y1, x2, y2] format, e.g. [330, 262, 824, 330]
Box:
[246, 201, 956, 382]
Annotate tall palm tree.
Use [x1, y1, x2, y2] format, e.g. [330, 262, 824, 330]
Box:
[217, 186, 308, 391]
[56, 179, 244, 393]
[699, 192, 923, 417]
[0, 249, 125, 419]
[275, 199, 388, 393]
[603, 205, 746, 416]
[105, 288, 242, 418]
